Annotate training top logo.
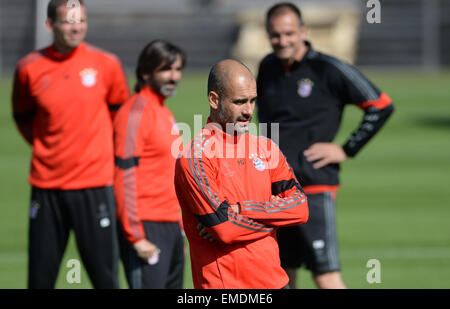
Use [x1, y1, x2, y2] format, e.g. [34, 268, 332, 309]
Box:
[249, 154, 266, 172]
[80, 68, 97, 87]
[297, 78, 314, 98]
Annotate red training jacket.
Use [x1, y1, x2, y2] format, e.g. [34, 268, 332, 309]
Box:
[12, 42, 129, 189]
[114, 86, 182, 244]
[175, 121, 309, 289]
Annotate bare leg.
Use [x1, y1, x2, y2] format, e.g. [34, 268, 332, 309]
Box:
[285, 267, 297, 289]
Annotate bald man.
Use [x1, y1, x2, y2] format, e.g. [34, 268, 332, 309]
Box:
[174, 59, 309, 289]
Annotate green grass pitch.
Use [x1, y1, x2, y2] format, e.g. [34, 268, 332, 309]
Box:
[1, 69, 449, 288]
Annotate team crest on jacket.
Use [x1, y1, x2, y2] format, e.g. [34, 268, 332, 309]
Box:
[297, 78, 314, 98]
[250, 154, 266, 172]
[80, 68, 98, 87]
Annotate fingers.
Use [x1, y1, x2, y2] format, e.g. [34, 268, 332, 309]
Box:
[197, 223, 214, 242]
[197, 224, 207, 237]
[304, 143, 347, 169]
[134, 239, 160, 260]
[304, 150, 327, 169]
[270, 195, 282, 202]
[312, 158, 330, 169]
[304, 144, 326, 162]
[304, 150, 324, 162]
[230, 204, 240, 213]
[202, 231, 214, 242]
[303, 143, 320, 156]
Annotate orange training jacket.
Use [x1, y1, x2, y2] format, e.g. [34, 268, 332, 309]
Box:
[175, 121, 309, 289]
[114, 86, 182, 244]
[12, 42, 129, 189]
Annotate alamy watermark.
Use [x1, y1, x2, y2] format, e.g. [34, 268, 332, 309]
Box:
[366, 258, 381, 284]
[66, 259, 81, 284]
[170, 115, 281, 165]
[66, 0, 81, 23]
[66, 0, 380, 25]
[366, 0, 381, 24]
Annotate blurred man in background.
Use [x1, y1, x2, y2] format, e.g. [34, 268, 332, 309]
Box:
[12, 0, 129, 288]
[174, 59, 309, 289]
[113, 40, 186, 289]
[257, 2, 394, 288]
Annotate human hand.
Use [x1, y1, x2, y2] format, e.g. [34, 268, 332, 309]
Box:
[303, 143, 347, 169]
[197, 223, 215, 242]
[133, 239, 160, 261]
[230, 204, 240, 213]
[270, 195, 282, 203]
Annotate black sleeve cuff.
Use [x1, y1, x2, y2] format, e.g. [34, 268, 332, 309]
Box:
[342, 104, 394, 158]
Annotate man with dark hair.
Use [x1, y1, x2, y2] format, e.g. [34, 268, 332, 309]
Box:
[257, 2, 394, 288]
[174, 59, 309, 289]
[12, 0, 129, 288]
[113, 39, 186, 289]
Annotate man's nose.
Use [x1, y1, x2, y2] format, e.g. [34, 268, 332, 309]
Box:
[170, 70, 181, 83]
[242, 103, 254, 117]
[279, 35, 289, 47]
[70, 22, 83, 31]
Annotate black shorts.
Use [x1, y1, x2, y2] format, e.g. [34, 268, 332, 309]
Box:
[118, 221, 185, 289]
[28, 186, 120, 289]
[277, 191, 341, 274]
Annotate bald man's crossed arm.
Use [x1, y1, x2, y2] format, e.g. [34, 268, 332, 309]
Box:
[174, 134, 309, 245]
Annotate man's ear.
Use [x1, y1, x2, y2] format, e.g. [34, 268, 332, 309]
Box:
[300, 25, 308, 40]
[208, 91, 220, 110]
[45, 18, 54, 33]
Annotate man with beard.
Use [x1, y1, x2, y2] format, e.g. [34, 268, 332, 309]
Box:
[113, 40, 187, 289]
[174, 59, 309, 289]
[12, 0, 129, 289]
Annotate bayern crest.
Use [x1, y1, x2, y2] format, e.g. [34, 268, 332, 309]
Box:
[297, 78, 314, 98]
[252, 156, 266, 172]
[80, 68, 98, 87]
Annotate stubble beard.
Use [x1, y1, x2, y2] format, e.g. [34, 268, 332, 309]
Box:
[159, 84, 177, 97]
[217, 101, 249, 135]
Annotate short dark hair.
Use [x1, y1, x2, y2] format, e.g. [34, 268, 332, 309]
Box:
[135, 39, 187, 92]
[207, 59, 252, 98]
[47, 0, 85, 20]
[207, 64, 227, 99]
[266, 2, 304, 28]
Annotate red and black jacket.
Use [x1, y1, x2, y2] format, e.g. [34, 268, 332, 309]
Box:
[257, 41, 394, 188]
